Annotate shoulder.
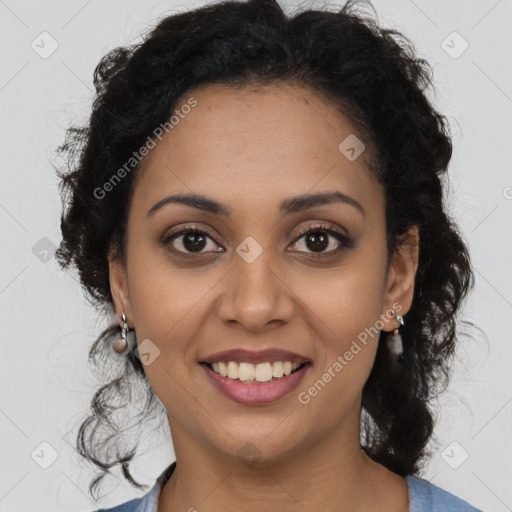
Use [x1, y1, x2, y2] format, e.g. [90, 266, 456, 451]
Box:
[93, 496, 144, 512]
[406, 475, 482, 512]
[92, 492, 153, 512]
[91, 461, 177, 512]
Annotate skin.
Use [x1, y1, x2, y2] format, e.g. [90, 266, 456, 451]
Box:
[109, 83, 419, 512]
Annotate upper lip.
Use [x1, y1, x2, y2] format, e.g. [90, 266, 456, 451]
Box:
[200, 348, 310, 365]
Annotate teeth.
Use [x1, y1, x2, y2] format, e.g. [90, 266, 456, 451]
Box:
[239, 362, 255, 381]
[272, 361, 284, 378]
[227, 361, 238, 379]
[208, 361, 303, 382]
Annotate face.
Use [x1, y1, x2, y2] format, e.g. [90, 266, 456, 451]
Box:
[109, 83, 418, 464]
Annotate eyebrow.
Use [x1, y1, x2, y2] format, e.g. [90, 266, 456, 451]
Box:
[146, 191, 365, 219]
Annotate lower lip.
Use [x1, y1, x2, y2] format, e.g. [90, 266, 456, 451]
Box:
[200, 363, 311, 405]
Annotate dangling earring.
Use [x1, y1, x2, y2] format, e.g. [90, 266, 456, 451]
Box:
[112, 312, 135, 354]
[387, 311, 404, 363]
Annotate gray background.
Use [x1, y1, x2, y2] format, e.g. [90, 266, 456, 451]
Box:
[0, 0, 510, 510]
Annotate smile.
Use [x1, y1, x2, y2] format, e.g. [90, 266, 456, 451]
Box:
[208, 360, 303, 382]
[200, 361, 312, 404]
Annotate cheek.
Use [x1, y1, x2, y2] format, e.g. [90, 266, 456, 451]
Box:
[294, 256, 387, 349]
[291, 254, 387, 403]
[124, 248, 217, 398]
[126, 244, 213, 343]
[296, 283, 382, 425]
[125, 252, 216, 430]
[313, 282, 382, 386]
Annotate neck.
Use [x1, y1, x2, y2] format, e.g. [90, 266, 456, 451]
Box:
[158, 402, 409, 512]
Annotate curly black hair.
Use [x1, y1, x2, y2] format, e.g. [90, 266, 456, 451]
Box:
[54, 0, 476, 500]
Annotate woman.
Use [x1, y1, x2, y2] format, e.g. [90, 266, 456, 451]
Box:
[55, 0, 481, 510]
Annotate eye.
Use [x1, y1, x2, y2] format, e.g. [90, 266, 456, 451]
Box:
[289, 224, 354, 256]
[161, 222, 354, 257]
[161, 224, 224, 255]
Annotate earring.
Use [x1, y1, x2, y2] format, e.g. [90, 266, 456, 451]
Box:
[112, 312, 135, 354]
[387, 311, 404, 363]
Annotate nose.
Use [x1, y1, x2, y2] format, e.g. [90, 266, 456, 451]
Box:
[216, 251, 296, 333]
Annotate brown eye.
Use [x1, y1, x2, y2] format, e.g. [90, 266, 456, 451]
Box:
[179, 231, 208, 252]
[161, 225, 224, 255]
[303, 231, 329, 252]
[290, 225, 354, 255]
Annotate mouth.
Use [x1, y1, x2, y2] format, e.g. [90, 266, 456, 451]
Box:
[199, 360, 312, 405]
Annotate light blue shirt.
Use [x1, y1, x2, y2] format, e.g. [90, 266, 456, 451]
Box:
[95, 461, 482, 511]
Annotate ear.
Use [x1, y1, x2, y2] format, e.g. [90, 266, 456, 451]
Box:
[380, 225, 419, 332]
[108, 244, 134, 328]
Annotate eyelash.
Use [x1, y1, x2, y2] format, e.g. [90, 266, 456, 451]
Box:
[161, 223, 354, 258]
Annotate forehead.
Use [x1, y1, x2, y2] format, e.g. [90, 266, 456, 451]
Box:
[131, 83, 383, 218]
